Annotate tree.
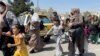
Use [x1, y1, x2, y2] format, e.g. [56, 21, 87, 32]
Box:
[24, 0, 30, 2]
[34, 7, 40, 13]
[10, 0, 33, 16]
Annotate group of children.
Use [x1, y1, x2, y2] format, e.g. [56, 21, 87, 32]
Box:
[44, 8, 91, 56]
[1, 16, 90, 56]
[0, 1, 90, 56]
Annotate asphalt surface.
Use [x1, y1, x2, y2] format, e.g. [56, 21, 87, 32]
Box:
[0, 39, 100, 56]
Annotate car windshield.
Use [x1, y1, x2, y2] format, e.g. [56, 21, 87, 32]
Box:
[18, 15, 26, 25]
[40, 16, 50, 23]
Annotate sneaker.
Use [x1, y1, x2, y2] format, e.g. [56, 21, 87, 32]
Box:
[30, 50, 35, 53]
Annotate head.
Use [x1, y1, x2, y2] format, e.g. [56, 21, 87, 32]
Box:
[71, 8, 80, 15]
[85, 24, 89, 29]
[53, 11, 59, 19]
[70, 12, 74, 16]
[31, 13, 40, 27]
[31, 21, 39, 27]
[74, 8, 80, 14]
[28, 9, 34, 15]
[66, 18, 70, 23]
[71, 8, 75, 15]
[63, 18, 70, 27]
[11, 24, 21, 35]
[53, 19, 60, 26]
[0, 1, 6, 14]
[88, 15, 92, 20]
[53, 11, 58, 16]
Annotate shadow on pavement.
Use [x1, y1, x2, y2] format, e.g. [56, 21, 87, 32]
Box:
[63, 52, 96, 56]
[83, 53, 96, 56]
[45, 39, 55, 44]
[43, 47, 55, 51]
[61, 41, 69, 44]
[63, 52, 69, 55]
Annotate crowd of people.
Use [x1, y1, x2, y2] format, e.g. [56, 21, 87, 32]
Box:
[0, 1, 100, 56]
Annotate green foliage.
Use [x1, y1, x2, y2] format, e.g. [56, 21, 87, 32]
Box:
[10, 0, 33, 16]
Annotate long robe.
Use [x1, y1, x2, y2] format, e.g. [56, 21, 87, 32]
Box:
[0, 11, 17, 56]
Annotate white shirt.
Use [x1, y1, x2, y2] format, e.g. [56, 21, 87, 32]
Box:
[47, 25, 63, 35]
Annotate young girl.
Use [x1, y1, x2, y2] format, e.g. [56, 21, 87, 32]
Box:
[63, 18, 72, 42]
[83, 25, 90, 53]
[45, 19, 63, 56]
[4, 24, 29, 56]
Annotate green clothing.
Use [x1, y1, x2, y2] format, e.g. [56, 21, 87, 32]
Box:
[91, 34, 99, 44]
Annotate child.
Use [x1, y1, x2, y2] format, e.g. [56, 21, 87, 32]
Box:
[45, 19, 63, 56]
[63, 18, 73, 42]
[3, 24, 29, 56]
[63, 18, 71, 42]
[83, 25, 90, 53]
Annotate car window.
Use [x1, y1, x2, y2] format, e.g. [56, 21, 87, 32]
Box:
[18, 15, 26, 25]
[26, 15, 31, 23]
[18, 14, 32, 25]
[40, 17, 50, 23]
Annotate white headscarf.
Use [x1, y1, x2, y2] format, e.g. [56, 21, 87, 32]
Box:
[0, 6, 4, 13]
[31, 13, 40, 23]
[30, 13, 40, 30]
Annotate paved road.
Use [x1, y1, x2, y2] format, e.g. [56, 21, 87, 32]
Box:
[0, 39, 100, 56]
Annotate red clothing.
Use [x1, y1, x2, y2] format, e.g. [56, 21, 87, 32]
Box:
[84, 28, 90, 37]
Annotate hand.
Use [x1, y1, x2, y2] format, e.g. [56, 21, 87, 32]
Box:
[69, 36, 72, 42]
[2, 32, 6, 35]
[68, 23, 72, 27]
[6, 31, 12, 36]
[44, 35, 47, 38]
[98, 25, 100, 28]
[7, 43, 12, 48]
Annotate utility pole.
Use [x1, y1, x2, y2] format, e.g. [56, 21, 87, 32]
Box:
[37, 0, 40, 13]
[37, 0, 39, 7]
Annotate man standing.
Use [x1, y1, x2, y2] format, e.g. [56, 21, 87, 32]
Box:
[68, 8, 84, 56]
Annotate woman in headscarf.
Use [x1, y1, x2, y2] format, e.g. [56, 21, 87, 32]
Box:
[0, 2, 7, 35]
[0, 1, 15, 56]
[27, 13, 45, 53]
